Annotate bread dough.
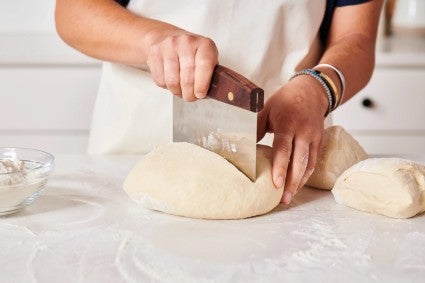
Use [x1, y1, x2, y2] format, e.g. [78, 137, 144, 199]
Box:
[123, 142, 282, 219]
[306, 126, 368, 190]
[332, 158, 425, 219]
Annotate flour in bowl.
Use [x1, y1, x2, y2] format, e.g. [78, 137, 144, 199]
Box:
[0, 153, 27, 186]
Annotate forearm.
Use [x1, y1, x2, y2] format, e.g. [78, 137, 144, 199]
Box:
[316, 0, 383, 105]
[55, 0, 181, 67]
[317, 33, 376, 104]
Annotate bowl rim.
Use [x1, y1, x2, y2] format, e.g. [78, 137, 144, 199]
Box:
[0, 147, 54, 175]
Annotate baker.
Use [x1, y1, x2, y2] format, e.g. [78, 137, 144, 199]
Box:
[55, 0, 383, 204]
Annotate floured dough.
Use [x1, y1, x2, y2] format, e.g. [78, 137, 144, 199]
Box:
[332, 158, 425, 219]
[306, 125, 368, 190]
[123, 142, 282, 219]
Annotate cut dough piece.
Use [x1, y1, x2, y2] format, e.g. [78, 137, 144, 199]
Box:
[332, 158, 425, 219]
[306, 125, 368, 190]
[123, 142, 282, 219]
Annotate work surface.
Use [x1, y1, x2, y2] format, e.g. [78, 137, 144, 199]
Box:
[1, 154, 425, 283]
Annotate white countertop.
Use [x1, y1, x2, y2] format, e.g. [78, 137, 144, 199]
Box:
[1, 154, 425, 283]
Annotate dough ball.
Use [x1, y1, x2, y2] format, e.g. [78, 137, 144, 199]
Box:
[123, 142, 282, 219]
[332, 158, 425, 219]
[306, 125, 368, 190]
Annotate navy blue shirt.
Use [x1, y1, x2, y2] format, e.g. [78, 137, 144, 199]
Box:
[116, 0, 130, 7]
[115, 0, 371, 42]
[320, 0, 371, 42]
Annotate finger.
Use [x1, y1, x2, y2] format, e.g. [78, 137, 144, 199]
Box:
[163, 51, 182, 96]
[194, 43, 218, 99]
[271, 133, 293, 190]
[299, 140, 320, 189]
[179, 56, 196, 101]
[147, 47, 166, 88]
[281, 139, 309, 205]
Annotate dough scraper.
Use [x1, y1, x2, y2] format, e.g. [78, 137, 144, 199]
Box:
[173, 65, 264, 181]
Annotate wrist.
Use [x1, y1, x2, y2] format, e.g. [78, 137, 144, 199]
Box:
[289, 70, 333, 117]
[288, 75, 330, 117]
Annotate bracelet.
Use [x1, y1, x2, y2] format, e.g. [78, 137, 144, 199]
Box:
[314, 70, 340, 111]
[290, 69, 334, 117]
[315, 63, 346, 107]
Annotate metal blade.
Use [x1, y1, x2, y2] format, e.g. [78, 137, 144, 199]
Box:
[173, 96, 257, 181]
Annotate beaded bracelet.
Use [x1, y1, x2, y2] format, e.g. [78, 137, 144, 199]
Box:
[289, 69, 334, 117]
[315, 63, 346, 107]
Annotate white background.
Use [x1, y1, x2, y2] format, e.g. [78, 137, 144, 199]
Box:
[0, 0, 102, 154]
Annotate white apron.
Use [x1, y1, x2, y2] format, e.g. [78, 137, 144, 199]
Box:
[88, 0, 328, 154]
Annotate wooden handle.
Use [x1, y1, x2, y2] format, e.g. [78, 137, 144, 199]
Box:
[207, 65, 264, 112]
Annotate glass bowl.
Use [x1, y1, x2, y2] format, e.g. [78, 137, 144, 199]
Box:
[0, 147, 54, 216]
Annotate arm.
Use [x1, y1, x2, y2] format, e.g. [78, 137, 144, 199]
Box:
[55, 0, 218, 100]
[318, 0, 383, 104]
[257, 0, 383, 204]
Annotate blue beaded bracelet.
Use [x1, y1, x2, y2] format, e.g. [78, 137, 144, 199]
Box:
[289, 69, 335, 117]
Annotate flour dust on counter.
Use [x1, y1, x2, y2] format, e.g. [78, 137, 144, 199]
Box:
[1, 154, 425, 282]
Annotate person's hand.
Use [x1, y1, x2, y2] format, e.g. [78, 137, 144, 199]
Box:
[257, 75, 329, 204]
[146, 28, 219, 101]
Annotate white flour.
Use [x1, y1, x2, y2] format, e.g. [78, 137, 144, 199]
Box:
[0, 154, 26, 186]
[288, 218, 371, 270]
[199, 128, 238, 154]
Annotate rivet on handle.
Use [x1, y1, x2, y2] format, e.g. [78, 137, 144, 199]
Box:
[227, 91, 234, 101]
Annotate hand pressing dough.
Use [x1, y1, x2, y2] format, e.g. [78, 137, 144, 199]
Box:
[306, 126, 368, 190]
[123, 142, 282, 219]
[332, 158, 425, 219]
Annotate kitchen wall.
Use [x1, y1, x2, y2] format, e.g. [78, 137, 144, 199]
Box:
[0, 1, 55, 33]
[0, 1, 102, 155]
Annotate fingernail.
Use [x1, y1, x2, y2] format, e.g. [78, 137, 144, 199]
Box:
[274, 176, 284, 188]
[283, 192, 293, 205]
[195, 92, 206, 99]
